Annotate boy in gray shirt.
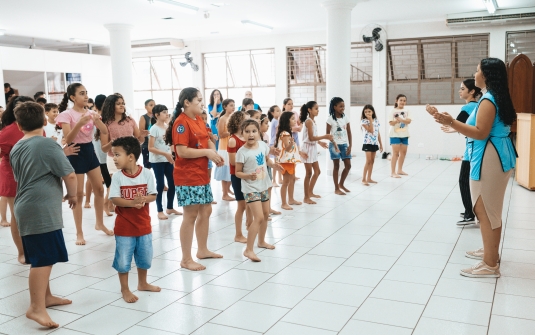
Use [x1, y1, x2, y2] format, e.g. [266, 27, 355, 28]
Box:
[10, 102, 77, 329]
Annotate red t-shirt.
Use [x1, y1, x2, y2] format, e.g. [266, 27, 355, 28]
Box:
[172, 113, 210, 186]
[227, 134, 246, 175]
[0, 123, 24, 197]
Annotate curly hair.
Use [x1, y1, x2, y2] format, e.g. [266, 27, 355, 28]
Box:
[276, 111, 294, 143]
[480, 58, 516, 126]
[227, 111, 247, 135]
[328, 97, 344, 119]
[299, 101, 317, 123]
[0, 96, 34, 130]
[95, 94, 130, 141]
[111, 136, 142, 160]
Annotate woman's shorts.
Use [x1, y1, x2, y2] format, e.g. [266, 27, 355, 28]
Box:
[21, 229, 68, 267]
[231, 175, 245, 201]
[107, 155, 120, 174]
[175, 184, 213, 207]
[244, 190, 269, 203]
[112, 233, 152, 273]
[390, 137, 409, 145]
[279, 163, 295, 175]
[329, 142, 351, 160]
[67, 142, 100, 174]
[362, 144, 379, 152]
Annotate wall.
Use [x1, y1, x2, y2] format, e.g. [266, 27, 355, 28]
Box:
[3, 70, 45, 98]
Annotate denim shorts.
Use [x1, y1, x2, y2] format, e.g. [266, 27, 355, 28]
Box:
[113, 233, 153, 273]
[329, 142, 352, 160]
[390, 137, 409, 145]
[244, 190, 269, 203]
[175, 184, 214, 207]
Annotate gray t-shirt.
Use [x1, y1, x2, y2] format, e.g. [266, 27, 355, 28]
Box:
[149, 125, 171, 163]
[236, 141, 271, 194]
[10, 136, 74, 236]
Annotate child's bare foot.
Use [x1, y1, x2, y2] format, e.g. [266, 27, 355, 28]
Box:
[235, 235, 247, 243]
[229, 189, 234, 195]
[138, 283, 161, 292]
[222, 195, 235, 201]
[95, 224, 114, 236]
[157, 212, 169, 220]
[17, 254, 25, 264]
[84, 203, 91, 209]
[391, 174, 401, 178]
[311, 194, 321, 198]
[289, 200, 302, 205]
[258, 242, 275, 249]
[121, 289, 139, 303]
[304, 198, 317, 204]
[281, 204, 293, 210]
[75, 234, 86, 246]
[26, 308, 59, 328]
[197, 250, 223, 259]
[181, 260, 206, 271]
[340, 186, 351, 193]
[335, 189, 346, 195]
[361, 181, 370, 186]
[166, 209, 183, 216]
[243, 250, 261, 262]
[211, 200, 217, 204]
[45, 296, 72, 307]
[367, 179, 377, 183]
[397, 171, 408, 175]
[1, 220, 10, 227]
[270, 209, 281, 215]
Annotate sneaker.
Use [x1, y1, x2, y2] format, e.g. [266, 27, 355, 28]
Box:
[457, 217, 476, 226]
[460, 261, 500, 278]
[465, 247, 484, 260]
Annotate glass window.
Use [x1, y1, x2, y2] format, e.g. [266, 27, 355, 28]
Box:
[507, 30, 535, 63]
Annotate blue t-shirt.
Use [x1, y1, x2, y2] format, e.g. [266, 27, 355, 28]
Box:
[208, 104, 223, 135]
[458, 101, 478, 161]
[238, 103, 260, 111]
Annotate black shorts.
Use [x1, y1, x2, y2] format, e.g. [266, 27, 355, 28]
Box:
[67, 142, 100, 174]
[362, 144, 379, 152]
[231, 174, 245, 201]
[22, 229, 68, 267]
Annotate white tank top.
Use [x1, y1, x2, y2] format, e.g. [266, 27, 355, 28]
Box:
[302, 117, 317, 144]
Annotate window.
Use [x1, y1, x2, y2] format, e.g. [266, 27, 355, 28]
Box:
[132, 55, 194, 114]
[387, 34, 489, 105]
[203, 49, 275, 109]
[507, 30, 535, 63]
[287, 44, 372, 106]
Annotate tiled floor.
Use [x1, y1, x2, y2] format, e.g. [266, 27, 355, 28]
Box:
[1, 155, 534, 334]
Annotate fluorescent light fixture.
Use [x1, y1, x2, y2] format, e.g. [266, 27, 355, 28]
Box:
[483, 0, 498, 14]
[69, 38, 103, 45]
[241, 20, 273, 32]
[151, 0, 198, 14]
[0, 29, 5, 36]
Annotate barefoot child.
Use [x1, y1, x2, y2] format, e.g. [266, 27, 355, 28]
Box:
[389, 94, 411, 178]
[11, 102, 77, 328]
[361, 104, 383, 186]
[215, 99, 235, 201]
[148, 104, 182, 220]
[57, 84, 114, 244]
[260, 114, 281, 218]
[268, 105, 282, 187]
[236, 120, 282, 261]
[277, 111, 302, 210]
[168, 88, 224, 271]
[227, 111, 250, 242]
[326, 97, 352, 195]
[109, 136, 161, 303]
[300, 101, 333, 203]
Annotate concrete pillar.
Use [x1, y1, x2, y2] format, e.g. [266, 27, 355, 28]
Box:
[105, 24, 134, 114]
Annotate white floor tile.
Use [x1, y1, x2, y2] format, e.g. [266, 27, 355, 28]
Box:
[191, 323, 261, 335]
[423, 295, 492, 326]
[111, 288, 186, 313]
[384, 264, 442, 285]
[357, 241, 407, 257]
[371, 280, 434, 304]
[120, 326, 175, 335]
[265, 322, 336, 335]
[413, 317, 487, 335]
[242, 282, 311, 308]
[340, 320, 412, 335]
[260, 244, 311, 260]
[0, 309, 79, 335]
[492, 293, 535, 321]
[282, 299, 357, 332]
[488, 315, 535, 335]
[496, 276, 535, 298]
[210, 269, 272, 290]
[138, 302, 220, 334]
[306, 281, 372, 307]
[64, 305, 150, 335]
[289, 254, 345, 272]
[344, 253, 397, 271]
[353, 297, 425, 328]
[178, 284, 249, 310]
[327, 266, 386, 287]
[433, 277, 496, 303]
[268, 267, 331, 289]
[236, 256, 293, 274]
[211, 301, 288, 333]
[151, 270, 215, 292]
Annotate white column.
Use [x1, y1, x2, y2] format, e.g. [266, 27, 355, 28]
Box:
[105, 24, 134, 114]
[322, 0, 359, 175]
[372, 34, 388, 152]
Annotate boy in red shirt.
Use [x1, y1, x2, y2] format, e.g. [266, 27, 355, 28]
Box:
[109, 136, 160, 303]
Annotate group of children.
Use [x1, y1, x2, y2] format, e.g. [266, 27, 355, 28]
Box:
[0, 84, 411, 329]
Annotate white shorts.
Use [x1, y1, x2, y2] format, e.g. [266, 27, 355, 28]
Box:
[301, 142, 318, 164]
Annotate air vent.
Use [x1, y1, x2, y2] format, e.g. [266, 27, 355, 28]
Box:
[131, 38, 184, 49]
[447, 8, 535, 27]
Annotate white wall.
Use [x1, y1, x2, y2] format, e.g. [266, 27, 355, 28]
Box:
[0, 47, 112, 103]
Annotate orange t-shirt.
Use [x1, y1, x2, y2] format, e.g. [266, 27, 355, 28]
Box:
[172, 113, 210, 186]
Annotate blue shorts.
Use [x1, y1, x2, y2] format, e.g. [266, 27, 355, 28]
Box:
[175, 184, 213, 207]
[231, 175, 245, 201]
[329, 143, 352, 160]
[390, 137, 409, 145]
[113, 234, 153, 273]
[21, 229, 68, 268]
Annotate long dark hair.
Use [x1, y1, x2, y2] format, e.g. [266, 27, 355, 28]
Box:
[267, 105, 278, 121]
[0, 96, 34, 130]
[299, 101, 317, 123]
[361, 104, 377, 120]
[95, 94, 130, 141]
[328, 97, 344, 119]
[462, 79, 482, 101]
[276, 111, 294, 143]
[219, 98, 234, 118]
[480, 58, 516, 126]
[394, 94, 407, 108]
[58, 83, 84, 112]
[282, 98, 292, 111]
[165, 87, 200, 145]
[151, 104, 168, 125]
[209, 89, 223, 107]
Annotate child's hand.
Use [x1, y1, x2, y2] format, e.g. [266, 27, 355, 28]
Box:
[132, 194, 146, 208]
[379, 145, 383, 153]
[77, 113, 93, 126]
[299, 151, 308, 160]
[324, 134, 334, 141]
[441, 125, 451, 133]
[165, 153, 174, 164]
[212, 134, 219, 141]
[51, 136, 58, 142]
[208, 151, 224, 166]
[64, 143, 80, 157]
[64, 194, 77, 209]
[346, 145, 351, 155]
[269, 146, 280, 157]
[318, 141, 328, 149]
[249, 172, 257, 181]
[140, 129, 150, 138]
[92, 113, 102, 122]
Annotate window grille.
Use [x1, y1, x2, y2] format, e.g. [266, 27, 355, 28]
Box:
[507, 30, 535, 63]
[387, 34, 489, 105]
[287, 44, 373, 106]
[203, 49, 276, 109]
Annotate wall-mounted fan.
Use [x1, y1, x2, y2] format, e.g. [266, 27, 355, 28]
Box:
[361, 24, 385, 52]
[180, 52, 199, 71]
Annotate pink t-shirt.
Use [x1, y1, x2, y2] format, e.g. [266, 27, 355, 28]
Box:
[107, 118, 136, 157]
[56, 109, 96, 144]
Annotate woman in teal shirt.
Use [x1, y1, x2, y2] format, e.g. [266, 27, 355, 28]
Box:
[208, 89, 223, 149]
[433, 58, 516, 279]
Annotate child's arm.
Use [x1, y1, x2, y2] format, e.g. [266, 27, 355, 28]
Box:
[62, 172, 78, 209]
[378, 132, 383, 152]
[346, 123, 352, 155]
[93, 114, 108, 136]
[227, 137, 237, 166]
[281, 133, 293, 151]
[217, 116, 230, 139]
[148, 135, 174, 164]
[175, 145, 222, 165]
[62, 113, 93, 144]
[325, 123, 339, 152]
[133, 122, 148, 144]
[306, 119, 333, 142]
[101, 131, 112, 153]
[235, 162, 256, 180]
[361, 120, 373, 134]
[266, 157, 283, 172]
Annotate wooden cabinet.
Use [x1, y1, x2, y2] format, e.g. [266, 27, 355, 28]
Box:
[516, 113, 535, 190]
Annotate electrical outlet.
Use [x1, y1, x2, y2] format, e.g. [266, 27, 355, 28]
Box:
[418, 143, 424, 148]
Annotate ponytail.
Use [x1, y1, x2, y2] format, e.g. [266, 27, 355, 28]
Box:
[267, 105, 278, 121]
[282, 98, 292, 112]
[300, 101, 317, 123]
[58, 93, 69, 112]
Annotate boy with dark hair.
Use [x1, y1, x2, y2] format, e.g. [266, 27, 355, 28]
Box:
[10, 102, 77, 328]
[36, 97, 47, 106]
[33, 91, 45, 100]
[109, 136, 160, 303]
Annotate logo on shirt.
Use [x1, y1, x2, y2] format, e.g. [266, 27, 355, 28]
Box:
[177, 124, 185, 134]
[120, 185, 148, 200]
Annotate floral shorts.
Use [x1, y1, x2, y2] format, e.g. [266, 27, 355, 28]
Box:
[244, 190, 269, 203]
[175, 184, 213, 207]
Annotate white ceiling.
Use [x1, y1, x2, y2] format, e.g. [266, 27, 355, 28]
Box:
[0, 0, 533, 46]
